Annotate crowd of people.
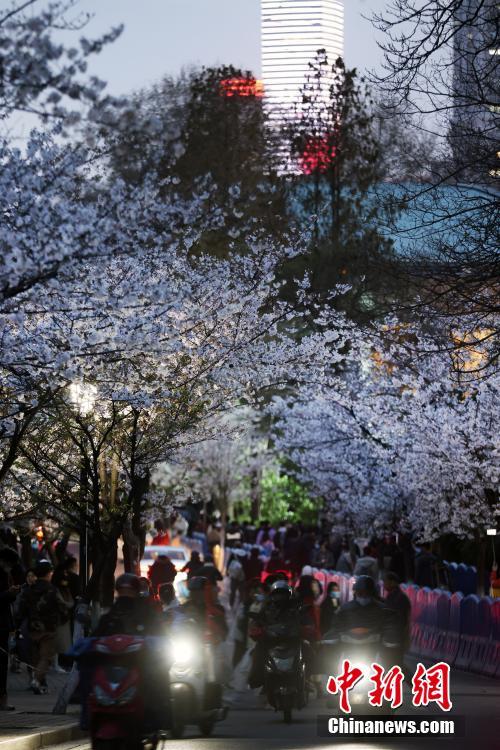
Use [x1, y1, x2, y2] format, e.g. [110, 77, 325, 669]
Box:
[1, 515, 498, 716]
[222, 520, 449, 588]
[0, 546, 81, 709]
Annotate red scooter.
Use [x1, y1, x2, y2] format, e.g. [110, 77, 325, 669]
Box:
[89, 635, 161, 750]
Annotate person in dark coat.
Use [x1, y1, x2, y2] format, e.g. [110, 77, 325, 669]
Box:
[264, 548, 287, 575]
[147, 554, 176, 594]
[198, 555, 223, 585]
[320, 581, 341, 636]
[0, 548, 21, 710]
[15, 560, 66, 694]
[180, 550, 203, 579]
[414, 544, 438, 589]
[94, 574, 162, 636]
[243, 547, 264, 581]
[383, 572, 412, 672]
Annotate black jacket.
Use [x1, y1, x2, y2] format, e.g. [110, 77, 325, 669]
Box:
[0, 569, 16, 631]
[327, 599, 400, 645]
[93, 596, 162, 637]
[16, 579, 64, 633]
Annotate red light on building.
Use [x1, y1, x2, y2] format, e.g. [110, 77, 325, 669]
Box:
[299, 136, 336, 175]
[220, 77, 264, 98]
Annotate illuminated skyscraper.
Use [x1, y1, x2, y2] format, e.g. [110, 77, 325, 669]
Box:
[452, 0, 499, 178]
[261, 0, 344, 117]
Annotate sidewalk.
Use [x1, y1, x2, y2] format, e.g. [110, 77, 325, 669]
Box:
[0, 670, 84, 750]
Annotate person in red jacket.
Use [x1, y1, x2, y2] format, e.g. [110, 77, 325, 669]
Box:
[490, 562, 500, 598]
[147, 555, 176, 594]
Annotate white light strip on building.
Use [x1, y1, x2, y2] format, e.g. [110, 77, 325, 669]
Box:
[261, 0, 344, 115]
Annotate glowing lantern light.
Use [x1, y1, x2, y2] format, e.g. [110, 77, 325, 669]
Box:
[220, 77, 264, 98]
[299, 136, 336, 175]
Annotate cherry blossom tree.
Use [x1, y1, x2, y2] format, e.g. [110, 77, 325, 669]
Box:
[271, 328, 499, 591]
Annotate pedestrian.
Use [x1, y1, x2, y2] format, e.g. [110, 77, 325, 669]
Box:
[15, 560, 67, 694]
[151, 520, 171, 546]
[336, 543, 355, 575]
[320, 581, 341, 635]
[383, 572, 411, 672]
[255, 522, 269, 547]
[0, 548, 21, 710]
[227, 553, 245, 607]
[51, 563, 75, 672]
[181, 550, 203, 579]
[206, 521, 222, 552]
[147, 554, 176, 594]
[354, 546, 379, 581]
[198, 554, 223, 586]
[226, 521, 242, 547]
[158, 583, 181, 627]
[490, 562, 500, 598]
[243, 547, 264, 581]
[260, 531, 274, 554]
[314, 540, 334, 570]
[296, 575, 322, 642]
[414, 543, 438, 588]
[13, 568, 36, 676]
[264, 548, 286, 575]
[63, 557, 81, 602]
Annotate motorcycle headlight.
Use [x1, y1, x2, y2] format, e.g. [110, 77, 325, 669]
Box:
[351, 661, 371, 675]
[168, 636, 198, 666]
[94, 684, 116, 706]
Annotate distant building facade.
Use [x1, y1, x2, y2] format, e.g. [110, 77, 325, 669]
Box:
[261, 0, 344, 119]
[452, 0, 499, 180]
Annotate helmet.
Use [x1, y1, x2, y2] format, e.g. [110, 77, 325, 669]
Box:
[353, 575, 377, 597]
[115, 573, 141, 594]
[34, 560, 53, 578]
[270, 580, 292, 598]
[187, 576, 208, 592]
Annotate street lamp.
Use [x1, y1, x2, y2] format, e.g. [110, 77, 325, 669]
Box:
[69, 382, 97, 591]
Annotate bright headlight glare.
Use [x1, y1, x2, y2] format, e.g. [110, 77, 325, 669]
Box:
[350, 661, 372, 679]
[168, 636, 197, 665]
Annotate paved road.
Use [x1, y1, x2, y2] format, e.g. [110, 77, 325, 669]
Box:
[51, 665, 499, 750]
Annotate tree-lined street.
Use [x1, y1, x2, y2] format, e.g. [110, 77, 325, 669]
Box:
[0, 0, 498, 747]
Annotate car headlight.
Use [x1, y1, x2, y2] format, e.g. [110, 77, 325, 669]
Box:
[168, 636, 198, 666]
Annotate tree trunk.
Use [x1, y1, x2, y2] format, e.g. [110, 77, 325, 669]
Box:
[476, 532, 487, 596]
[122, 520, 141, 576]
[250, 468, 261, 522]
[95, 538, 118, 607]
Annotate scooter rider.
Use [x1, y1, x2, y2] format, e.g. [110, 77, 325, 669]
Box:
[174, 576, 227, 711]
[248, 580, 300, 688]
[79, 574, 164, 731]
[326, 576, 400, 666]
[177, 576, 228, 643]
[93, 573, 162, 636]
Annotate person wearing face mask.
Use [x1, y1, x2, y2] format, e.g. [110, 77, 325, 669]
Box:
[326, 576, 400, 668]
[320, 582, 341, 636]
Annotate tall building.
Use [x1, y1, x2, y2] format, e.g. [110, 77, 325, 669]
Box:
[261, 0, 344, 118]
[452, 0, 499, 179]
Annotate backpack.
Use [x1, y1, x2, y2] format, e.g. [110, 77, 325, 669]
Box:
[27, 584, 64, 633]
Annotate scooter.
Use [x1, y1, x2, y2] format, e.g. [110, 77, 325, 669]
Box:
[322, 628, 398, 714]
[168, 632, 228, 738]
[88, 635, 164, 750]
[262, 623, 307, 724]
